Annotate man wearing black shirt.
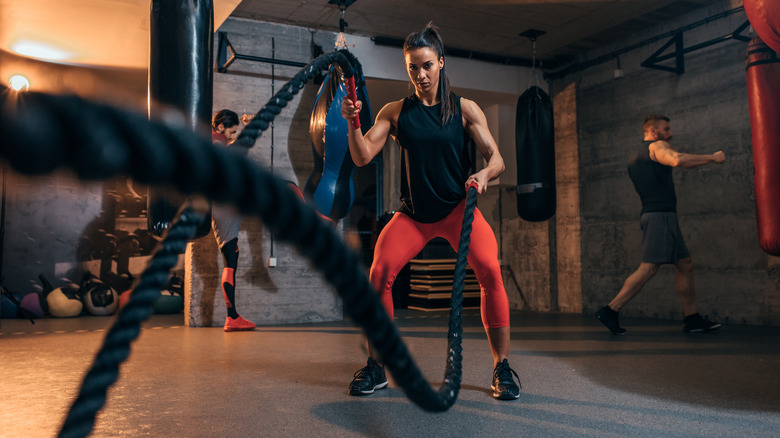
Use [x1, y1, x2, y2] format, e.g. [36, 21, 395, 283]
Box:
[596, 114, 725, 335]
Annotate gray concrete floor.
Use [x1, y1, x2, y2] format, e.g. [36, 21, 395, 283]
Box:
[1, 309, 779, 437]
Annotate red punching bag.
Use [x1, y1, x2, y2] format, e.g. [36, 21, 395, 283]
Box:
[743, 0, 780, 54]
[746, 36, 780, 256]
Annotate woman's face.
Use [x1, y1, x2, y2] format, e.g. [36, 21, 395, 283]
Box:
[404, 47, 443, 97]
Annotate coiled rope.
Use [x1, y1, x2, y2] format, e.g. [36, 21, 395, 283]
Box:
[0, 49, 477, 438]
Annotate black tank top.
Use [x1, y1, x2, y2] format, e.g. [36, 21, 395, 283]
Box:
[627, 140, 677, 214]
[395, 95, 471, 223]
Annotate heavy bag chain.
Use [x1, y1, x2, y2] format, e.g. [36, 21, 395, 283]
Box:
[528, 36, 542, 96]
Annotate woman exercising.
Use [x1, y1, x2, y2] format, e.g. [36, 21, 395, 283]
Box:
[211, 109, 256, 332]
[341, 23, 521, 400]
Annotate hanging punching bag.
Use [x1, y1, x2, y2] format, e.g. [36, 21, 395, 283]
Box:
[304, 50, 372, 221]
[746, 36, 780, 256]
[515, 86, 555, 222]
[743, 0, 780, 54]
[147, 0, 213, 238]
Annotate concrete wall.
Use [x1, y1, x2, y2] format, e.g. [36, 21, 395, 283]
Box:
[551, 1, 780, 325]
[553, 82, 582, 313]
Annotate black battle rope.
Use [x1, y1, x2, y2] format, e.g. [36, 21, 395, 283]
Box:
[439, 184, 478, 403]
[59, 206, 208, 438]
[0, 50, 473, 437]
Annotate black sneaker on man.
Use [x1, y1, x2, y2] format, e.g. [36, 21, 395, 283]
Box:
[491, 359, 521, 400]
[596, 306, 627, 335]
[683, 313, 722, 333]
[349, 357, 388, 396]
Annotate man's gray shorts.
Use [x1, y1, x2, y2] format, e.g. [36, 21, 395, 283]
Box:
[212, 204, 241, 249]
[640, 212, 691, 264]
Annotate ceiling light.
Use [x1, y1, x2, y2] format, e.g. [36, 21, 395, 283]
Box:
[8, 75, 30, 92]
[11, 39, 72, 61]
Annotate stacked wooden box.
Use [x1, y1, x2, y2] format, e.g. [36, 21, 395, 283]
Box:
[406, 258, 481, 311]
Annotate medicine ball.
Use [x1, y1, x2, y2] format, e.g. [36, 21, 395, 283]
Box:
[47, 286, 83, 317]
[82, 277, 119, 316]
[118, 289, 132, 309]
[1, 291, 20, 318]
[40, 274, 82, 318]
[20, 292, 46, 318]
[153, 289, 184, 314]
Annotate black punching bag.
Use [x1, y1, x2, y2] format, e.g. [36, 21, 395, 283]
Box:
[147, 0, 213, 238]
[515, 86, 555, 221]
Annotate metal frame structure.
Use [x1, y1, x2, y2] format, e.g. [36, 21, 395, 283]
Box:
[641, 20, 752, 74]
[216, 32, 307, 73]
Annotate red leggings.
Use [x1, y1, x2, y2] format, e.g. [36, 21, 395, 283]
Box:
[370, 201, 510, 328]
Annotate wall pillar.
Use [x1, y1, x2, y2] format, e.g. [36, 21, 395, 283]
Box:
[552, 82, 582, 312]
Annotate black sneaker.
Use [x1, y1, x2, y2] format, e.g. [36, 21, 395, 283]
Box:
[683, 313, 722, 333]
[596, 306, 627, 335]
[491, 359, 521, 400]
[349, 357, 388, 396]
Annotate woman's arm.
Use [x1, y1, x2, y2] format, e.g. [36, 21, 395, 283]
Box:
[461, 98, 505, 193]
[341, 98, 401, 167]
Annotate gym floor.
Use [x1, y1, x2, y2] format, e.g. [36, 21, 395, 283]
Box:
[2, 309, 779, 437]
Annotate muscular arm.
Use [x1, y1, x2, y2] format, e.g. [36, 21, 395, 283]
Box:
[341, 98, 401, 167]
[462, 98, 505, 194]
[649, 141, 726, 168]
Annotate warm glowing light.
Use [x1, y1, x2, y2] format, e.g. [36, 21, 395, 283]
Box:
[11, 39, 72, 61]
[8, 75, 30, 92]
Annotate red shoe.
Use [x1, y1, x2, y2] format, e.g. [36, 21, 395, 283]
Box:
[224, 315, 256, 332]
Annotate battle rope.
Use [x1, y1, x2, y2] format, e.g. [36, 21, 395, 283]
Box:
[0, 49, 475, 437]
[439, 183, 478, 404]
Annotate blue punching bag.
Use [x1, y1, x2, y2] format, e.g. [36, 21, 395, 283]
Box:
[515, 86, 555, 221]
[305, 50, 372, 221]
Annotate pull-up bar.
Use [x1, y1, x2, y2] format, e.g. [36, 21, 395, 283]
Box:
[216, 32, 308, 73]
